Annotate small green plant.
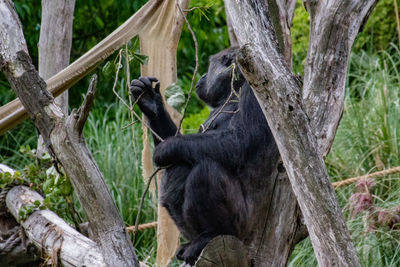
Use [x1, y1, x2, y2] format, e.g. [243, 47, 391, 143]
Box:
[3, 146, 80, 226]
[18, 199, 46, 221]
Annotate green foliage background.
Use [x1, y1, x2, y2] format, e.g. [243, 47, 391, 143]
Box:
[1, 0, 400, 266]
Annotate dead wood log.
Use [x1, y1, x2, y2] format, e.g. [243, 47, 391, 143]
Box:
[3, 185, 150, 266]
[6, 186, 106, 267]
[0, 164, 40, 266]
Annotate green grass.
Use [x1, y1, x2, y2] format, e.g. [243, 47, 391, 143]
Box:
[83, 98, 159, 264]
[290, 45, 400, 266]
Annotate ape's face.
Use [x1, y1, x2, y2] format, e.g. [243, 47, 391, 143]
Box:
[196, 47, 244, 108]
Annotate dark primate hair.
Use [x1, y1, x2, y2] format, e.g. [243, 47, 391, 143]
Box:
[130, 47, 279, 265]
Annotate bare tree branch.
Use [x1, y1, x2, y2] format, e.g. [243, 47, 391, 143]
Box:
[303, 0, 378, 157]
[0, 2, 139, 266]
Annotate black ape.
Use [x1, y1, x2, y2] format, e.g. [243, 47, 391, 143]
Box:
[130, 47, 279, 265]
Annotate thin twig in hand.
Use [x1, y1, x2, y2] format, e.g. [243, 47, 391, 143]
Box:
[122, 120, 139, 130]
[202, 64, 238, 133]
[183, 6, 203, 12]
[133, 166, 163, 239]
[112, 50, 130, 109]
[221, 109, 240, 114]
[176, 3, 199, 136]
[111, 50, 164, 142]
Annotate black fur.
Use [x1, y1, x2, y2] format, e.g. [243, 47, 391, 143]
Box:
[130, 47, 278, 265]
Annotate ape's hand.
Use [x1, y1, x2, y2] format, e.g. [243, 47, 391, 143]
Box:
[130, 76, 163, 120]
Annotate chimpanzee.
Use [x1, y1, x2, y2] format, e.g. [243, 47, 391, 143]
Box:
[130, 47, 279, 265]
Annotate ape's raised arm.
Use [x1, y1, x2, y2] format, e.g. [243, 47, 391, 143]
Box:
[130, 76, 177, 145]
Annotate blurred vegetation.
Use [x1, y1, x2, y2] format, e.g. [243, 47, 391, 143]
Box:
[1, 0, 400, 266]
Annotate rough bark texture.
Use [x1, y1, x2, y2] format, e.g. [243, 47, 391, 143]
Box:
[302, 0, 378, 157]
[38, 0, 74, 114]
[37, 0, 75, 157]
[225, 0, 377, 266]
[0, 2, 139, 266]
[196, 236, 249, 267]
[220, 1, 300, 266]
[6, 186, 106, 267]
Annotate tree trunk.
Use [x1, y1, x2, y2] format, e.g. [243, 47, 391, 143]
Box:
[0, 1, 139, 265]
[225, 0, 377, 266]
[37, 0, 75, 157]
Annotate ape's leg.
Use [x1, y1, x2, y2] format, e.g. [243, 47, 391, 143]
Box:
[160, 165, 197, 240]
[177, 160, 249, 265]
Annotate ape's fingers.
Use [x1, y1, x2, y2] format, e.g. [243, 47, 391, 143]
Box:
[147, 77, 158, 83]
[130, 86, 144, 98]
[139, 76, 152, 89]
[130, 79, 145, 88]
[154, 82, 161, 94]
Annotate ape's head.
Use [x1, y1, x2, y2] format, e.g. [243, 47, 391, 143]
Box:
[196, 47, 245, 108]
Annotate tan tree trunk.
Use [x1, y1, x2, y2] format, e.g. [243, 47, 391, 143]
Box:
[37, 0, 75, 157]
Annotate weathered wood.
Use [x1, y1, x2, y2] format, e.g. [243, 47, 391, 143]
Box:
[225, 0, 377, 266]
[0, 2, 139, 266]
[6, 186, 106, 267]
[0, 164, 40, 266]
[0, 216, 40, 266]
[195, 235, 249, 267]
[223, 0, 238, 46]
[303, 0, 378, 157]
[37, 0, 75, 157]
[38, 0, 74, 114]
[221, 1, 300, 266]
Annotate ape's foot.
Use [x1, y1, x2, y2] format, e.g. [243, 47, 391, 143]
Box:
[176, 234, 215, 266]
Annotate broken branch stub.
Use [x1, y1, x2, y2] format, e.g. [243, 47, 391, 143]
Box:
[5, 186, 106, 267]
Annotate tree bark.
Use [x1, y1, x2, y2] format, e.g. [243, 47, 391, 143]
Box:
[0, 1, 139, 266]
[302, 0, 378, 157]
[223, 0, 238, 47]
[6, 186, 106, 267]
[225, 0, 377, 266]
[37, 0, 75, 157]
[4, 185, 150, 267]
